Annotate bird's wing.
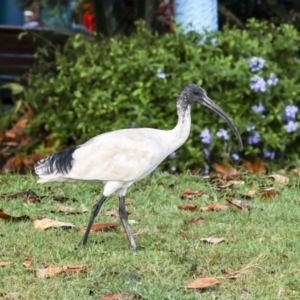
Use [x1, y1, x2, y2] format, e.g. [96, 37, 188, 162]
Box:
[66, 128, 170, 182]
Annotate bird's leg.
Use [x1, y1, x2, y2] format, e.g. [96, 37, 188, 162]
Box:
[119, 195, 138, 251]
[78, 195, 107, 247]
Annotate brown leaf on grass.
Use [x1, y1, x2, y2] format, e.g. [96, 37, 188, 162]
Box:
[221, 269, 246, 279]
[77, 223, 118, 233]
[57, 205, 88, 215]
[222, 255, 261, 280]
[212, 162, 237, 175]
[241, 190, 257, 199]
[260, 187, 281, 200]
[36, 264, 88, 278]
[218, 180, 245, 189]
[2, 155, 25, 172]
[198, 204, 228, 211]
[242, 157, 266, 174]
[0, 292, 21, 299]
[157, 182, 165, 189]
[201, 236, 225, 244]
[226, 199, 250, 212]
[125, 198, 133, 205]
[34, 218, 75, 230]
[181, 189, 206, 199]
[0, 209, 30, 221]
[291, 169, 300, 176]
[23, 153, 45, 170]
[0, 261, 13, 267]
[98, 292, 139, 300]
[186, 277, 220, 289]
[178, 204, 198, 211]
[222, 172, 240, 180]
[22, 259, 33, 268]
[1, 189, 39, 203]
[241, 287, 251, 294]
[267, 174, 289, 185]
[103, 210, 119, 217]
[47, 195, 78, 202]
[189, 217, 204, 224]
[178, 231, 188, 239]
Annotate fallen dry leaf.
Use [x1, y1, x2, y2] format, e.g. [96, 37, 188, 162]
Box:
[242, 157, 266, 174]
[189, 217, 204, 224]
[36, 264, 88, 278]
[267, 174, 289, 185]
[77, 223, 118, 233]
[212, 162, 238, 175]
[34, 218, 75, 230]
[2, 155, 25, 172]
[103, 210, 120, 217]
[221, 269, 246, 279]
[201, 236, 225, 244]
[97, 292, 138, 300]
[0, 261, 13, 267]
[178, 231, 188, 239]
[186, 277, 220, 289]
[291, 169, 300, 176]
[260, 187, 281, 200]
[218, 180, 245, 189]
[0, 292, 21, 299]
[198, 204, 228, 211]
[58, 205, 88, 215]
[241, 190, 257, 199]
[178, 203, 198, 211]
[226, 199, 250, 212]
[181, 189, 206, 199]
[1, 189, 39, 203]
[0, 209, 30, 221]
[22, 259, 33, 268]
[222, 255, 261, 280]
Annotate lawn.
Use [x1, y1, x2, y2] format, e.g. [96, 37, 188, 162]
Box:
[1, 170, 300, 299]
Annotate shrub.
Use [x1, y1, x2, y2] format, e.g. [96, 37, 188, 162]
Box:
[25, 19, 300, 172]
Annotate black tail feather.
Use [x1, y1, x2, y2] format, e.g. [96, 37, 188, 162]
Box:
[35, 147, 78, 175]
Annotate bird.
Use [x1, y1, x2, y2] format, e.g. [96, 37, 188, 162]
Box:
[35, 83, 243, 251]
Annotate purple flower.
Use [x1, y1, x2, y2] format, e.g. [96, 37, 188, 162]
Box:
[267, 72, 279, 86]
[169, 151, 176, 158]
[248, 132, 261, 145]
[251, 103, 265, 113]
[216, 128, 229, 140]
[170, 166, 177, 172]
[248, 57, 266, 72]
[200, 128, 212, 144]
[157, 69, 170, 79]
[285, 105, 298, 119]
[231, 153, 240, 161]
[284, 120, 299, 133]
[263, 150, 276, 160]
[247, 122, 255, 132]
[203, 147, 210, 159]
[249, 75, 267, 92]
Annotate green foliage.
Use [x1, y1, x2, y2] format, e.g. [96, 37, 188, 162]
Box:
[25, 19, 300, 171]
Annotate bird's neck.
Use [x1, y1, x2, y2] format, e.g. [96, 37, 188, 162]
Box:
[169, 103, 192, 151]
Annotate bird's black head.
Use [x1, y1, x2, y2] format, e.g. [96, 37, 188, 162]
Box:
[185, 83, 207, 104]
[181, 83, 243, 151]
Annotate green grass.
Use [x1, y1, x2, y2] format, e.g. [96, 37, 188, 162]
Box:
[1, 171, 300, 299]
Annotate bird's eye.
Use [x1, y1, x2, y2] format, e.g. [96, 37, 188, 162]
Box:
[194, 91, 199, 95]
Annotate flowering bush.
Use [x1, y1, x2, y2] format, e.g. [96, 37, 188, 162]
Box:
[24, 19, 300, 172]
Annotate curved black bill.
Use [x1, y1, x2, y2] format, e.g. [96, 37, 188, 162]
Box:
[201, 96, 243, 151]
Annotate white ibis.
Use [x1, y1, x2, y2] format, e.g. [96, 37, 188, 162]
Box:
[35, 84, 243, 250]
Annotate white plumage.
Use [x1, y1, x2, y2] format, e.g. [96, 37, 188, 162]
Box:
[35, 84, 243, 250]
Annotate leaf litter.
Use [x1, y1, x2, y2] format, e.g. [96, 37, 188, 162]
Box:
[0, 209, 30, 221]
[186, 277, 220, 289]
[36, 264, 88, 278]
